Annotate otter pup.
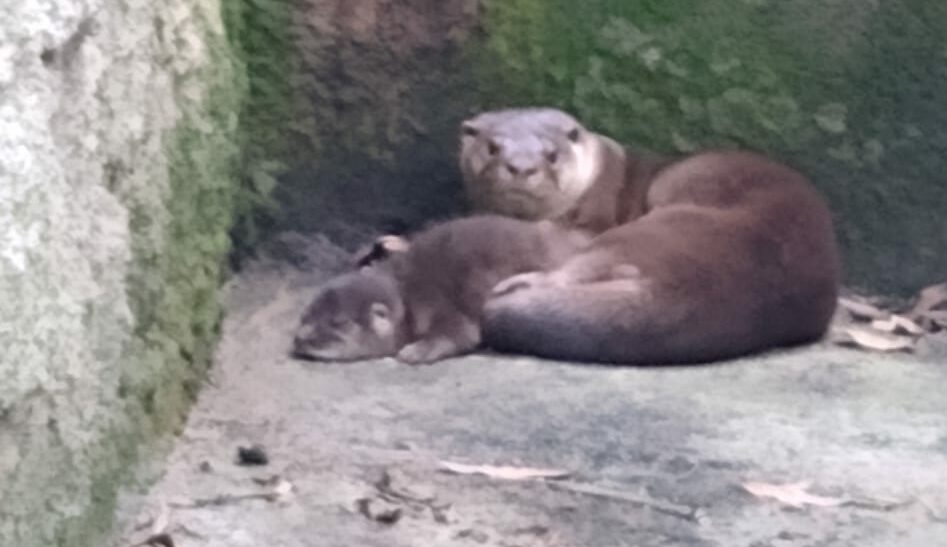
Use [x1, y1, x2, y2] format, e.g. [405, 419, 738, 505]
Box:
[292, 215, 590, 364]
[461, 108, 841, 365]
[292, 268, 407, 362]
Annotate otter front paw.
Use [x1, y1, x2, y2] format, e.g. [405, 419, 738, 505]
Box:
[396, 338, 459, 365]
[491, 271, 548, 297]
[610, 263, 642, 280]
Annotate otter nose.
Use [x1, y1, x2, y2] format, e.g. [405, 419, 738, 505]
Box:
[292, 323, 315, 350]
[290, 336, 309, 358]
[295, 323, 314, 340]
[506, 162, 538, 177]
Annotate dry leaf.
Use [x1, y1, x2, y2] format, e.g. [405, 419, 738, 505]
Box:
[356, 497, 403, 525]
[908, 283, 947, 332]
[925, 310, 947, 329]
[742, 481, 845, 508]
[438, 461, 571, 481]
[870, 315, 925, 336]
[837, 327, 915, 353]
[268, 478, 295, 501]
[910, 283, 947, 317]
[376, 469, 436, 503]
[150, 499, 170, 536]
[838, 297, 887, 321]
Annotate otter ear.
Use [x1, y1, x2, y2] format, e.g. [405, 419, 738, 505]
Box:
[370, 302, 390, 320]
[461, 122, 480, 138]
[369, 302, 394, 335]
[353, 235, 410, 269]
[566, 127, 581, 142]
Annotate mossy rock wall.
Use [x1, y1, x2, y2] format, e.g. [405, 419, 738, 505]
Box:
[0, 0, 241, 545]
[257, 0, 944, 293]
[236, 0, 484, 249]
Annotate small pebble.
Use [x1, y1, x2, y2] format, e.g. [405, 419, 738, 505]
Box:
[237, 445, 269, 466]
[356, 498, 403, 525]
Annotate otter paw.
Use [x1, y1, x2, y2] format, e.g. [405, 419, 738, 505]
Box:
[396, 338, 458, 365]
[492, 271, 548, 297]
[610, 263, 642, 280]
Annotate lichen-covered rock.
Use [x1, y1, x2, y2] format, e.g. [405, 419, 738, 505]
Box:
[0, 0, 240, 545]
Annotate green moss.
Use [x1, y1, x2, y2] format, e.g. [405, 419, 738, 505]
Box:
[127, 0, 242, 428]
[53, 429, 140, 547]
[246, 5, 482, 241]
[223, 0, 304, 253]
[50, 4, 244, 546]
[475, 0, 947, 294]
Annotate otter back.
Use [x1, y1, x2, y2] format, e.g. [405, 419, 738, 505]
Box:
[389, 215, 589, 363]
[482, 150, 841, 365]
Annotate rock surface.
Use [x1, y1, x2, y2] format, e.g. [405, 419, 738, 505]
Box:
[0, 0, 240, 545]
[115, 242, 947, 547]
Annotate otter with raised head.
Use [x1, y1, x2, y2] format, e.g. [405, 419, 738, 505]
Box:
[460, 108, 841, 365]
[460, 107, 669, 234]
[292, 215, 590, 364]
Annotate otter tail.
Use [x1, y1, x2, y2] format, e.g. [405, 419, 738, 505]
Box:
[482, 280, 760, 366]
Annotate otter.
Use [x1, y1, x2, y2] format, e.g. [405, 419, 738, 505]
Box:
[461, 108, 841, 365]
[292, 215, 590, 364]
[460, 107, 669, 234]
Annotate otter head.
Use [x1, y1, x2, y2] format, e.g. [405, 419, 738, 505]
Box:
[292, 269, 406, 362]
[459, 108, 603, 220]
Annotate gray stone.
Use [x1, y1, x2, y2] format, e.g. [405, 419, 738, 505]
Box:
[0, 0, 239, 544]
[114, 252, 947, 547]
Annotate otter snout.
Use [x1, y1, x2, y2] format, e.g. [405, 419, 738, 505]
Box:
[506, 161, 538, 178]
[290, 323, 321, 360]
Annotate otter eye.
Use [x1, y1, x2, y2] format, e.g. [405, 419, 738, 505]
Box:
[546, 150, 558, 164]
[487, 139, 500, 156]
[461, 123, 478, 138]
[328, 316, 349, 329]
[567, 127, 581, 142]
[370, 302, 390, 320]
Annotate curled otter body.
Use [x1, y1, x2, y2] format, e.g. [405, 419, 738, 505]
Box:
[292, 215, 589, 364]
[461, 109, 841, 365]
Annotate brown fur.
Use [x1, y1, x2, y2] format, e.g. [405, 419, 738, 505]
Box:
[293, 215, 590, 364]
[481, 148, 842, 365]
[459, 107, 671, 234]
[558, 144, 670, 234]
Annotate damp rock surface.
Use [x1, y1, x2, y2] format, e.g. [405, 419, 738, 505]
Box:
[115, 240, 947, 547]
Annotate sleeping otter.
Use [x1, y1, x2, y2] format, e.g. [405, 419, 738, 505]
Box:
[291, 215, 590, 364]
